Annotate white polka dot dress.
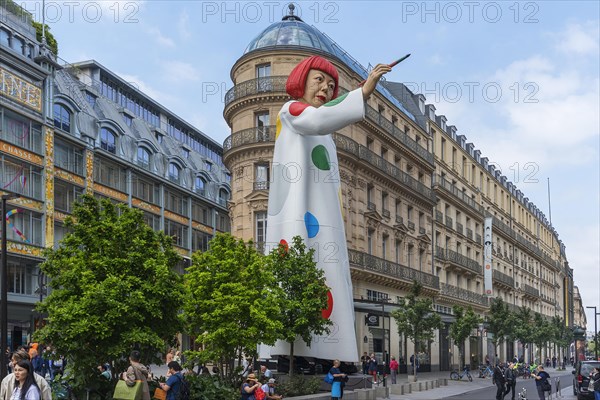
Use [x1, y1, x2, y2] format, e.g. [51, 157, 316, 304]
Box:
[264, 88, 364, 362]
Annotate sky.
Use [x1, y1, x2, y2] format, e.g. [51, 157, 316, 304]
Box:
[21, 0, 599, 328]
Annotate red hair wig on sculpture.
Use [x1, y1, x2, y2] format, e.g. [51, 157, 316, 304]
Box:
[286, 56, 339, 100]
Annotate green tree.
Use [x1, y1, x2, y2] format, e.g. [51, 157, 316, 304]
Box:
[449, 306, 481, 369]
[35, 195, 184, 392]
[512, 306, 534, 361]
[266, 236, 332, 376]
[486, 297, 510, 362]
[392, 281, 442, 381]
[531, 313, 551, 363]
[182, 233, 283, 385]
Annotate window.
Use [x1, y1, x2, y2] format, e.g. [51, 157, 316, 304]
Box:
[192, 201, 209, 224]
[255, 163, 269, 190]
[11, 35, 24, 54]
[256, 64, 272, 91]
[256, 211, 268, 246]
[218, 188, 229, 206]
[195, 176, 206, 195]
[0, 29, 9, 48]
[54, 180, 83, 213]
[367, 289, 388, 302]
[53, 104, 71, 132]
[407, 206, 413, 222]
[382, 234, 388, 260]
[181, 148, 190, 158]
[192, 230, 211, 252]
[164, 189, 189, 216]
[168, 163, 180, 183]
[86, 92, 97, 108]
[255, 112, 270, 139]
[395, 240, 402, 264]
[204, 161, 212, 172]
[123, 114, 133, 127]
[165, 219, 189, 248]
[367, 229, 374, 254]
[54, 139, 84, 175]
[137, 147, 150, 170]
[100, 128, 116, 153]
[93, 158, 127, 191]
[131, 174, 160, 204]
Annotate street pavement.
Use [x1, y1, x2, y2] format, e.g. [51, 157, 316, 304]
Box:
[387, 367, 577, 400]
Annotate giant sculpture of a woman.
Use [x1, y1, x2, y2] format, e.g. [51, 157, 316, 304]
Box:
[265, 56, 390, 362]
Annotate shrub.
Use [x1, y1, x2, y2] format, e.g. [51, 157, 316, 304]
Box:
[277, 375, 322, 397]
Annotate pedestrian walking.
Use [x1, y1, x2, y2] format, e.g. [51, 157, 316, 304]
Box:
[122, 350, 150, 400]
[329, 359, 347, 400]
[10, 360, 41, 400]
[533, 365, 550, 400]
[0, 348, 51, 400]
[361, 352, 370, 375]
[504, 362, 517, 400]
[492, 362, 506, 400]
[368, 353, 378, 384]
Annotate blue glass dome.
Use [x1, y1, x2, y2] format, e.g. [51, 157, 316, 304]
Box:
[244, 17, 337, 55]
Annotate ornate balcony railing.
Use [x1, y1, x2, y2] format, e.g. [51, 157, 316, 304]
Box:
[492, 217, 516, 239]
[523, 284, 540, 298]
[419, 227, 426, 235]
[435, 210, 443, 223]
[364, 105, 435, 166]
[444, 248, 482, 274]
[254, 181, 269, 191]
[466, 228, 473, 240]
[445, 216, 453, 229]
[407, 221, 415, 231]
[493, 270, 514, 287]
[367, 202, 377, 212]
[395, 215, 403, 225]
[348, 249, 440, 291]
[456, 222, 464, 235]
[224, 76, 289, 107]
[433, 174, 484, 215]
[223, 125, 276, 152]
[382, 208, 390, 218]
[439, 283, 489, 307]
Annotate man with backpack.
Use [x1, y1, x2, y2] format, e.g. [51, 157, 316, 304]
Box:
[504, 362, 517, 400]
[159, 361, 189, 400]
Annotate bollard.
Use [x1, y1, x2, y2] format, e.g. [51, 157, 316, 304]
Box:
[554, 377, 562, 398]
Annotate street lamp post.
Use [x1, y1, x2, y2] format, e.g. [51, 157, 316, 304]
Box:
[1, 193, 19, 380]
[586, 306, 599, 360]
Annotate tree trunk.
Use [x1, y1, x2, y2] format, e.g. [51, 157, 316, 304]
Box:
[289, 340, 295, 377]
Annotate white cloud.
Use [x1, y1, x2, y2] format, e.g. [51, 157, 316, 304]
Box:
[116, 72, 173, 104]
[178, 11, 192, 40]
[553, 21, 600, 56]
[146, 27, 175, 47]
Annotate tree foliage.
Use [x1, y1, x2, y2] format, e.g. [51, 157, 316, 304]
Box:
[392, 281, 442, 380]
[182, 233, 283, 384]
[266, 236, 332, 375]
[449, 306, 481, 369]
[486, 297, 510, 355]
[35, 195, 184, 391]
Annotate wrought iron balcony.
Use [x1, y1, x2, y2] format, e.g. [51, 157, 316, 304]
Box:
[492, 269, 514, 287]
[254, 181, 269, 191]
[444, 248, 482, 274]
[364, 105, 434, 166]
[466, 228, 473, 240]
[419, 227, 426, 235]
[395, 215, 403, 225]
[382, 208, 390, 218]
[445, 216, 453, 229]
[348, 249, 440, 291]
[367, 202, 377, 212]
[224, 76, 289, 107]
[407, 221, 415, 231]
[223, 125, 276, 153]
[492, 217, 516, 239]
[439, 283, 489, 307]
[435, 210, 444, 223]
[523, 284, 540, 298]
[433, 174, 484, 215]
[456, 222, 463, 235]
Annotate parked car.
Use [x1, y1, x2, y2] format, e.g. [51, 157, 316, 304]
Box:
[572, 360, 600, 399]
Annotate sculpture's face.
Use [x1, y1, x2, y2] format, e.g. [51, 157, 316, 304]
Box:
[300, 69, 336, 107]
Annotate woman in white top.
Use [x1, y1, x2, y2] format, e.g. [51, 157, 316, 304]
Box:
[11, 360, 40, 400]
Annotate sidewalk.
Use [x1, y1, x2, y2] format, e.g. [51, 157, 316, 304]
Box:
[386, 370, 492, 399]
[385, 366, 572, 400]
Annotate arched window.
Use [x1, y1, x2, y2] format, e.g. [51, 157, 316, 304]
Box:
[168, 163, 180, 183]
[100, 128, 116, 154]
[137, 147, 150, 169]
[218, 189, 229, 206]
[53, 104, 71, 132]
[195, 176, 206, 196]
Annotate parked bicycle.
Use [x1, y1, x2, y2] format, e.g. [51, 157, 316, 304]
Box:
[478, 364, 493, 378]
[450, 365, 473, 382]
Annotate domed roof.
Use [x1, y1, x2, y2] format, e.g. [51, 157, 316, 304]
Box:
[244, 10, 336, 55]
